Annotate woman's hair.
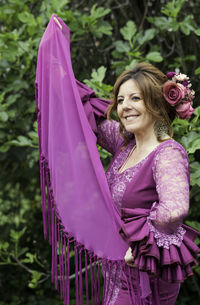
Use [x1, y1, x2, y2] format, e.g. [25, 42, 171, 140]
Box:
[106, 62, 176, 143]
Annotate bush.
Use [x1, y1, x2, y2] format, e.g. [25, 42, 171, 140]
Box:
[0, 0, 199, 304]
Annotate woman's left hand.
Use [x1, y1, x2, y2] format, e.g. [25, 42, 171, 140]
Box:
[124, 247, 134, 267]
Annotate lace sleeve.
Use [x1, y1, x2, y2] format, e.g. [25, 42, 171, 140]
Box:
[148, 143, 190, 245]
[97, 120, 124, 155]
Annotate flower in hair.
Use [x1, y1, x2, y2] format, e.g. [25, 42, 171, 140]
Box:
[163, 72, 195, 119]
[163, 81, 186, 106]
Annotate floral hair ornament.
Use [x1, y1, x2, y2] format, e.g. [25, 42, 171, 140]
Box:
[163, 71, 195, 119]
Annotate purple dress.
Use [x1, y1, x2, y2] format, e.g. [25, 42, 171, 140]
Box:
[96, 119, 199, 305]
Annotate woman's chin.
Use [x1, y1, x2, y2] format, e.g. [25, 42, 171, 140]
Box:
[124, 125, 138, 134]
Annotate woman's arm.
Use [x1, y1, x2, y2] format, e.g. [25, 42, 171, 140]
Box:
[148, 144, 190, 247]
[77, 80, 124, 154]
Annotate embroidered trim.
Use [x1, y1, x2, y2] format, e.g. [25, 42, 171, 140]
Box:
[147, 205, 186, 250]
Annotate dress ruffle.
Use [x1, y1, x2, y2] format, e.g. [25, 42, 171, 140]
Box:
[120, 207, 200, 283]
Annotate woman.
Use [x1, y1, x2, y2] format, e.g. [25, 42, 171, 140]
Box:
[36, 15, 199, 305]
[92, 63, 197, 305]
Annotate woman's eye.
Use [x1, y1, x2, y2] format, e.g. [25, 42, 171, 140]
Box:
[131, 96, 140, 101]
[117, 99, 123, 104]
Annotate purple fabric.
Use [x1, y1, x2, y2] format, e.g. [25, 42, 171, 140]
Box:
[113, 273, 180, 305]
[117, 140, 200, 282]
[36, 14, 128, 260]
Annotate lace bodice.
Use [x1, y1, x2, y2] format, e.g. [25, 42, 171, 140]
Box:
[106, 141, 149, 211]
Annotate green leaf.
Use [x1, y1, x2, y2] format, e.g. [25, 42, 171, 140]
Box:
[18, 247, 29, 258]
[147, 16, 169, 30]
[120, 21, 136, 41]
[98, 24, 112, 36]
[181, 131, 200, 154]
[161, 0, 186, 18]
[18, 136, 32, 146]
[23, 252, 35, 263]
[8, 80, 29, 91]
[188, 139, 200, 154]
[0, 111, 8, 122]
[91, 66, 106, 83]
[147, 16, 179, 31]
[8, 136, 32, 147]
[51, 0, 70, 11]
[185, 220, 200, 231]
[0, 143, 9, 153]
[18, 12, 36, 27]
[0, 242, 9, 251]
[146, 51, 163, 62]
[125, 59, 138, 70]
[10, 227, 26, 242]
[183, 55, 196, 62]
[114, 40, 130, 53]
[137, 29, 156, 45]
[180, 23, 190, 35]
[90, 4, 111, 20]
[180, 16, 195, 36]
[190, 167, 200, 186]
[6, 94, 20, 106]
[18, 40, 31, 53]
[28, 131, 38, 141]
[194, 29, 200, 36]
[194, 106, 200, 116]
[0, 91, 6, 103]
[194, 67, 200, 75]
[28, 271, 43, 288]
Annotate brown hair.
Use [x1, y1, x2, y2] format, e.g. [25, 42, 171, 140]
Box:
[106, 62, 176, 143]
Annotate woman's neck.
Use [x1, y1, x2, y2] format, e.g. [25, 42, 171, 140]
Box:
[133, 129, 170, 154]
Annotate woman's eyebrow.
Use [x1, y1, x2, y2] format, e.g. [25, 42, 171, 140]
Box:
[117, 92, 141, 98]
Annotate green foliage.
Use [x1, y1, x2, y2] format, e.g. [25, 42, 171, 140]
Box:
[161, 0, 186, 19]
[1, 0, 200, 304]
[84, 66, 113, 98]
[112, 20, 161, 74]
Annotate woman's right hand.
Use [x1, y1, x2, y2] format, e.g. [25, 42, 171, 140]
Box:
[124, 247, 134, 267]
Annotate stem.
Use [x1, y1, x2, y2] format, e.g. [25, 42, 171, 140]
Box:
[139, 0, 149, 31]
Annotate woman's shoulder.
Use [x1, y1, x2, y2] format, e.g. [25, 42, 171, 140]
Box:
[155, 138, 188, 157]
[152, 138, 189, 173]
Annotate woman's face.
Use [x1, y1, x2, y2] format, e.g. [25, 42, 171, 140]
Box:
[117, 79, 156, 134]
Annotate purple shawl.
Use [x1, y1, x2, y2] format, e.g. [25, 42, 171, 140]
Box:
[35, 14, 136, 305]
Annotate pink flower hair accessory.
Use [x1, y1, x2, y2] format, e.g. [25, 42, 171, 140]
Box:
[163, 72, 195, 119]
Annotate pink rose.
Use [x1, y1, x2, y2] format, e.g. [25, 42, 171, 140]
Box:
[176, 102, 194, 119]
[163, 81, 185, 106]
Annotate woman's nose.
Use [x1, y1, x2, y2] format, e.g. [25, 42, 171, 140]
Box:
[121, 98, 132, 109]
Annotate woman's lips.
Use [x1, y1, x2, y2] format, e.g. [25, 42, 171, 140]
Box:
[125, 115, 139, 121]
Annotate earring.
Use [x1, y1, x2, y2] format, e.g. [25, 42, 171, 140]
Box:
[154, 120, 169, 139]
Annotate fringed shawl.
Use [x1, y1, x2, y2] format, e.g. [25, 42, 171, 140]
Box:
[35, 14, 146, 305]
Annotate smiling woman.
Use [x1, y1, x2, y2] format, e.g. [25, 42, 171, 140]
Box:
[96, 62, 199, 305]
[36, 16, 199, 305]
